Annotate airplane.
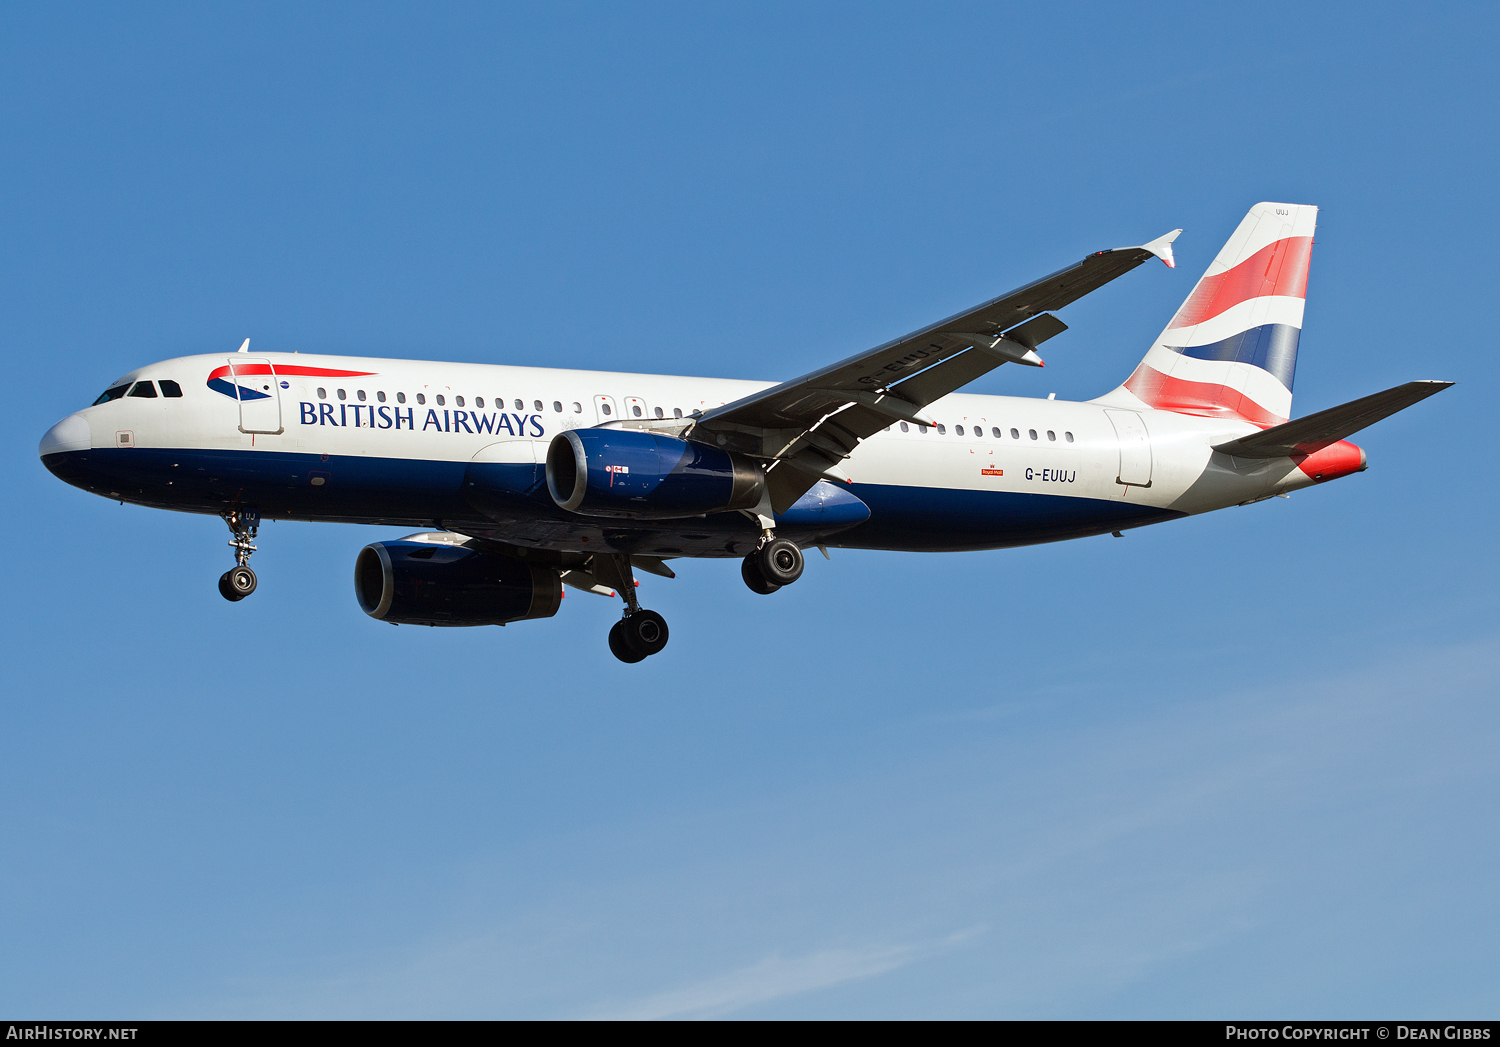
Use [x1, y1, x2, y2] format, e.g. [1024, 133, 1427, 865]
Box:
[39, 202, 1451, 662]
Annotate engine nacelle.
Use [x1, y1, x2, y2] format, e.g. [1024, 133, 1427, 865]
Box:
[355, 538, 562, 627]
[546, 428, 765, 519]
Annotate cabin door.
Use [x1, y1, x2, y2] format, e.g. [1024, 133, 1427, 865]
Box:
[228, 358, 284, 435]
[1105, 409, 1152, 488]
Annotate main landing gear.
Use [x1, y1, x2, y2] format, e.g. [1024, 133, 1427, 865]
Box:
[741, 535, 804, 595]
[608, 610, 668, 664]
[218, 510, 260, 602]
[594, 554, 670, 663]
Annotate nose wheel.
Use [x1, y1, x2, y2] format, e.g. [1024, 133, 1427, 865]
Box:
[219, 510, 261, 602]
[219, 565, 258, 602]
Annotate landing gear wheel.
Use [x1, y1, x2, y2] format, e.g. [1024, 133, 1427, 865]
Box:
[618, 609, 669, 658]
[754, 538, 804, 586]
[219, 565, 257, 602]
[741, 555, 781, 595]
[608, 620, 647, 663]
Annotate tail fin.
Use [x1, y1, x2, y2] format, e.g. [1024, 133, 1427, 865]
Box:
[1101, 202, 1317, 427]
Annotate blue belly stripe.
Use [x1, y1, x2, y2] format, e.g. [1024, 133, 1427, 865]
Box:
[41, 447, 1185, 554]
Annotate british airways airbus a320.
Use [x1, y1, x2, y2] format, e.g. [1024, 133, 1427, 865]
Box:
[40, 203, 1450, 662]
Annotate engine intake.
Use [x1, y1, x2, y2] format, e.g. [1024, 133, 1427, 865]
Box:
[546, 428, 764, 519]
[355, 538, 561, 627]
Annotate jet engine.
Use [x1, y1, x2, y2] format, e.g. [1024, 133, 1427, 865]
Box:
[354, 537, 562, 626]
[546, 428, 765, 519]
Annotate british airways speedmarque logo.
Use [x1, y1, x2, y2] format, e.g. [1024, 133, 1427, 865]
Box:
[206, 363, 376, 400]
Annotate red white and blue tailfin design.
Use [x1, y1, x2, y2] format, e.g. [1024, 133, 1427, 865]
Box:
[1101, 202, 1317, 427]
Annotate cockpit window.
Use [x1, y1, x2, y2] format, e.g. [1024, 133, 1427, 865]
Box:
[92, 384, 130, 405]
[127, 381, 158, 398]
[158, 380, 183, 397]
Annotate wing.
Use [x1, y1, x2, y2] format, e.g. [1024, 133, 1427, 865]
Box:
[694, 229, 1181, 511]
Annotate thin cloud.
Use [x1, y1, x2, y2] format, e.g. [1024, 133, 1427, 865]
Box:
[591, 932, 981, 1020]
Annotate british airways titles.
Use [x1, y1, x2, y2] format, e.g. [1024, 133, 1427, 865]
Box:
[298, 401, 547, 438]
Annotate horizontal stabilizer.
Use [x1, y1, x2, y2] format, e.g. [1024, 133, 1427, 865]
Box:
[1212, 380, 1453, 459]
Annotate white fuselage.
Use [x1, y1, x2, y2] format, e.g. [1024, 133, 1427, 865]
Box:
[40, 351, 1335, 557]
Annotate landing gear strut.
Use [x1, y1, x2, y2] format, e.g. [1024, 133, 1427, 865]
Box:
[218, 509, 260, 602]
[741, 535, 804, 595]
[594, 554, 670, 663]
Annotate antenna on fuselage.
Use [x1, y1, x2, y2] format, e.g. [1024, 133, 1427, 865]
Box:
[237, 339, 250, 353]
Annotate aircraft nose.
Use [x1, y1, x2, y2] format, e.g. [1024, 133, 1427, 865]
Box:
[39, 413, 92, 458]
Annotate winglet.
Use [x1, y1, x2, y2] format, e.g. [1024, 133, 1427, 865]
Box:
[1141, 229, 1182, 268]
[237, 338, 250, 353]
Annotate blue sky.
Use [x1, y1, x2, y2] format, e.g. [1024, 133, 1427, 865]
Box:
[2, 2, 1496, 1018]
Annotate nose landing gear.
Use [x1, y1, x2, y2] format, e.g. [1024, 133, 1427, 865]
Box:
[218, 510, 260, 602]
[593, 554, 670, 663]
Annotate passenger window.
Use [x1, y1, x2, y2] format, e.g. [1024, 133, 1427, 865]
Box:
[377, 391, 387, 403]
[337, 389, 346, 400]
[673, 407, 682, 419]
[317, 387, 327, 400]
[357, 390, 367, 401]
[1029, 429, 1037, 440]
[92, 384, 131, 405]
[955, 425, 965, 436]
[1065, 431, 1074, 442]
[417, 394, 426, 405]
[900, 422, 909, 432]
[1011, 428, 1019, 439]
[992, 427, 1001, 438]
[397, 392, 406, 404]
[573, 402, 583, 413]
[475, 397, 484, 408]
[454, 395, 463, 407]
[554, 401, 563, 413]
[514, 399, 523, 410]
[632, 405, 642, 417]
[436, 394, 446, 406]
[937, 424, 946, 434]
[128, 381, 157, 398]
[1047, 430, 1056, 441]
[918, 425, 928, 434]
[654, 406, 664, 419]
[602, 403, 612, 415]
[534, 400, 543, 412]
[158, 380, 183, 398]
